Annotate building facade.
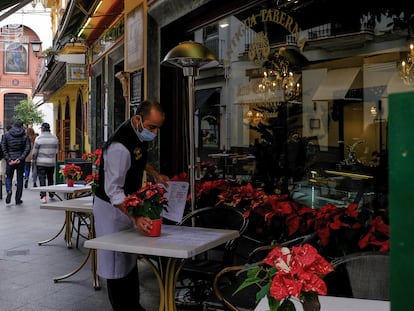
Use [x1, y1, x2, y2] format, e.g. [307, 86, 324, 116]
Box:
[10, 0, 411, 308]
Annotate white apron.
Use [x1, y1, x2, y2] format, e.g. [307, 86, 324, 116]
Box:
[93, 196, 138, 279]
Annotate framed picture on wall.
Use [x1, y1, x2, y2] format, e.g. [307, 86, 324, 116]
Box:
[125, 3, 144, 71]
[4, 42, 28, 74]
[67, 64, 87, 81]
[310, 118, 321, 129]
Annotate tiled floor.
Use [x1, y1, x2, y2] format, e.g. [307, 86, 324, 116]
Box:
[0, 182, 161, 311]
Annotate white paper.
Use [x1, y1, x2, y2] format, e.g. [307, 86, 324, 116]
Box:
[161, 181, 189, 222]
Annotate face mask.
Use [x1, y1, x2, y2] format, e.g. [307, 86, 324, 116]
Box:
[136, 117, 157, 141]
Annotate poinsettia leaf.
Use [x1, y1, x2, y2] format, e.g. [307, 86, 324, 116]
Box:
[256, 282, 271, 302]
[267, 295, 280, 311]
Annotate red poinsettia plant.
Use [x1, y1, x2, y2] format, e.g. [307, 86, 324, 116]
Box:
[170, 172, 390, 257]
[82, 148, 102, 166]
[235, 243, 334, 311]
[82, 148, 102, 192]
[122, 181, 168, 220]
[60, 163, 82, 180]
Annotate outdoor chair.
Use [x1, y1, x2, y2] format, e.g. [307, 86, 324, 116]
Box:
[204, 233, 318, 311]
[63, 158, 93, 248]
[330, 251, 390, 301]
[175, 205, 248, 308]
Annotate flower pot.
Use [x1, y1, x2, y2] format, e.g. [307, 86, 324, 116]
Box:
[146, 218, 162, 237]
[67, 179, 74, 187]
[255, 294, 321, 311]
[302, 292, 321, 311]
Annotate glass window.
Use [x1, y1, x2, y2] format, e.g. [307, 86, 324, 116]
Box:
[190, 2, 411, 208]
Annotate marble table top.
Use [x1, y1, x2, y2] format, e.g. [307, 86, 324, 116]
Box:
[40, 196, 93, 213]
[254, 295, 390, 311]
[31, 183, 92, 194]
[84, 225, 239, 259]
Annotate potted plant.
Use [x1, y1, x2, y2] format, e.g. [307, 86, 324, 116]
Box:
[122, 181, 168, 236]
[59, 163, 82, 187]
[82, 148, 102, 193]
[235, 243, 334, 311]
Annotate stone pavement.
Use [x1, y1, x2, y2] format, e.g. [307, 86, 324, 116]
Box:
[0, 181, 161, 311]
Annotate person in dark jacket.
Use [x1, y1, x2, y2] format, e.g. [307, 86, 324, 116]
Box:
[1, 120, 31, 205]
[94, 99, 169, 310]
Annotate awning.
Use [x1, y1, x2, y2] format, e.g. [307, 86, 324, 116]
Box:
[387, 71, 414, 95]
[195, 88, 220, 109]
[312, 67, 360, 101]
[363, 63, 395, 101]
[0, 0, 32, 22]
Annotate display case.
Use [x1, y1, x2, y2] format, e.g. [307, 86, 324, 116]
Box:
[291, 166, 377, 209]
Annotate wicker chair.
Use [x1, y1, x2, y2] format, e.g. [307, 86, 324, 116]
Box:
[330, 251, 390, 301]
[207, 233, 318, 311]
[175, 206, 249, 308]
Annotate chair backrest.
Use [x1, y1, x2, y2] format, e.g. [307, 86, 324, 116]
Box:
[332, 251, 389, 300]
[247, 232, 318, 263]
[178, 206, 248, 264]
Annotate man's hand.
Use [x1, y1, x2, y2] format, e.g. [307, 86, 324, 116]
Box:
[9, 159, 20, 166]
[153, 173, 169, 186]
[133, 216, 153, 234]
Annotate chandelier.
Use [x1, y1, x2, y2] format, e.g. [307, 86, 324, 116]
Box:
[254, 52, 301, 101]
[400, 43, 414, 85]
[246, 110, 264, 126]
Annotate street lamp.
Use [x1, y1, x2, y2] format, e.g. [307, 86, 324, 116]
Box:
[30, 40, 44, 58]
[161, 41, 218, 215]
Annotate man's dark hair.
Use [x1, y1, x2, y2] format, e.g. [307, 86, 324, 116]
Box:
[136, 99, 163, 120]
[14, 120, 23, 128]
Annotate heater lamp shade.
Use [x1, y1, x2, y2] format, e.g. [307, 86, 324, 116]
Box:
[161, 41, 218, 69]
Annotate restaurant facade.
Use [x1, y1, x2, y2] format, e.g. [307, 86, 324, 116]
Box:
[23, 0, 414, 309]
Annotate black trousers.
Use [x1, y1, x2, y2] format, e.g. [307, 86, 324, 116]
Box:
[37, 165, 55, 198]
[106, 265, 146, 311]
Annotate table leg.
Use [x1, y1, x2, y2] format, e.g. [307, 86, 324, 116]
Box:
[37, 192, 65, 246]
[64, 211, 73, 248]
[142, 256, 185, 311]
[90, 216, 101, 290]
[53, 215, 101, 290]
[37, 220, 66, 246]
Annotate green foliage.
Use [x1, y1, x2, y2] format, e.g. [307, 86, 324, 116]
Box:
[13, 99, 44, 126]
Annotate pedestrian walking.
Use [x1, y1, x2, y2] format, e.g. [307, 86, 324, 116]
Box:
[24, 127, 36, 188]
[32, 123, 59, 203]
[1, 120, 31, 205]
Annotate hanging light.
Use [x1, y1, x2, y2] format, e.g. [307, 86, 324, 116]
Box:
[399, 43, 414, 85]
[255, 51, 301, 102]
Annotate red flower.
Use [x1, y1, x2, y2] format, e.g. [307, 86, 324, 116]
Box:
[358, 215, 390, 252]
[82, 148, 102, 166]
[122, 182, 168, 220]
[264, 244, 333, 301]
[84, 173, 99, 184]
[60, 163, 82, 180]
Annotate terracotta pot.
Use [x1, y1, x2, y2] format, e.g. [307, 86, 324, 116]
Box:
[67, 179, 74, 187]
[302, 292, 321, 311]
[146, 218, 162, 237]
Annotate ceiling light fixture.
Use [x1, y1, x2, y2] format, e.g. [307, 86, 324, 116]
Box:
[400, 43, 414, 85]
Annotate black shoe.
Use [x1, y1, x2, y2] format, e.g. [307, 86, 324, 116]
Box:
[6, 191, 12, 204]
[16, 200, 23, 205]
[24, 179, 28, 189]
[33, 182, 37, 188]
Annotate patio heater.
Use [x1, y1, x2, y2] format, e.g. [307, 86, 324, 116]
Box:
[161, 41, 218, 215]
